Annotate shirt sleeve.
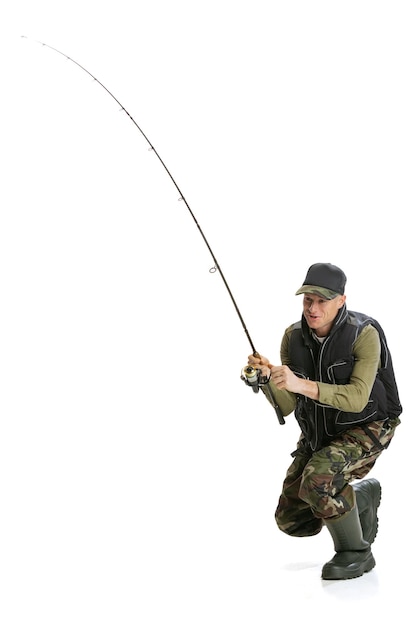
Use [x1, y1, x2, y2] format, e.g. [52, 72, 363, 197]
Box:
[316, 324, 381, 412]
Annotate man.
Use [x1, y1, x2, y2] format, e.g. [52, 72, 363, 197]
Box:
[247, 262, 402, 580]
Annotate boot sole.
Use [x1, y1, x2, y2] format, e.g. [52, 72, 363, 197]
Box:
[322, 552, 376, 580]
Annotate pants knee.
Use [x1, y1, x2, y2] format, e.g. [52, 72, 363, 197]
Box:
[299, 470, 354, 518]
[275, 499, 322, 537]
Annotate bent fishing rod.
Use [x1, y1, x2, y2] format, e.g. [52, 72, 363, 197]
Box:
[22, 36, 284, 424]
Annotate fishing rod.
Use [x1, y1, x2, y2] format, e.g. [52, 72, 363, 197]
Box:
[22, 36, 284, 424]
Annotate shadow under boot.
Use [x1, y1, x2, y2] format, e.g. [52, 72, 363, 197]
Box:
[353, 478, 382, 545]
[322, 504, 376, 580]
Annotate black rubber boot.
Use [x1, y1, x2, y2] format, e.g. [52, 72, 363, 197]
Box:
[321, 505, 376, 580]
[353, 478, 382, 545]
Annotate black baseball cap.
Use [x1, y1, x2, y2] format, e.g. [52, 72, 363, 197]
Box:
[295, 263, 347, 300]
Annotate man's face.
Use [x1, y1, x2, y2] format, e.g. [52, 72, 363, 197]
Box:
[302, 293, 346, 337]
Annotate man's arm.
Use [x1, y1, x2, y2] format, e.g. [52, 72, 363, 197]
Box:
[271, 325, 381, 412]
[316, 325, 381, 412]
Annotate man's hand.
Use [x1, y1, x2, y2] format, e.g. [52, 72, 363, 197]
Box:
[270, 364, 320, 400]
[247, 353, 272, 379]
[270, 365, 301, 393]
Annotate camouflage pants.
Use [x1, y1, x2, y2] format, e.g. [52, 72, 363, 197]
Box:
[275, 417, 400, 537]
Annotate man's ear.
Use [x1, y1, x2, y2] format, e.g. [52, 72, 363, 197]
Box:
[337, 295, 347, 309]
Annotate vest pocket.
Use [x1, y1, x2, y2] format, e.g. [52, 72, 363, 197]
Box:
[333, 402, 378, 429]
[326, 357, 354, 384]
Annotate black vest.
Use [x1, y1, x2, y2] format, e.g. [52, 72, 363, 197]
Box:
[288, 305, 402, 451]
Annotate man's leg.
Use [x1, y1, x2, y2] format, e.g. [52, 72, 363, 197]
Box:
[275, 444, 323, 537]
[298, 424, 390, 579]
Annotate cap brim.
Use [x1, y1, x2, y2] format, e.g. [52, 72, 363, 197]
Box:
[295, 285, 340, 300]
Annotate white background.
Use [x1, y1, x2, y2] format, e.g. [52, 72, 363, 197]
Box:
[1, 2, 416, 624]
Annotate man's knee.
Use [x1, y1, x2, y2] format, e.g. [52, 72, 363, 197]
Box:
[299, 470, 354, 518]
[275, 500, 323, 537]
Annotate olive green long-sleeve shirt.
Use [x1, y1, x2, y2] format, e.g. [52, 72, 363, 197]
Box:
[265, 324, 381, 417]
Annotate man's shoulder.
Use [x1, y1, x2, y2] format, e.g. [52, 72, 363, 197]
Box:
[347, 310, 376, 325]
[346, 311, 381, 337]
[286, 320, 302, 333]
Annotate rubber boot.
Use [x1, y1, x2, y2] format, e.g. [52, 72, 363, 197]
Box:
[353, 478, 382, 545]
[321, 504, 376, 580]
